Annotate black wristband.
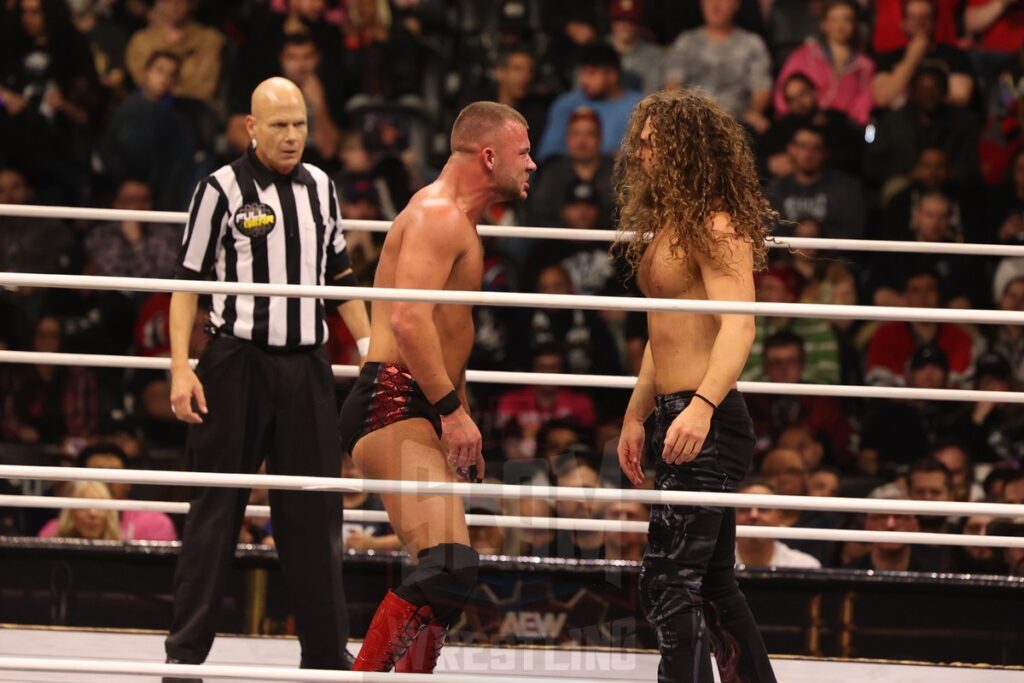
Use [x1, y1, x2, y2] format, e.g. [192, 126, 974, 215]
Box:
[693, 392, 717, 411]
[433, 390, 462, 417]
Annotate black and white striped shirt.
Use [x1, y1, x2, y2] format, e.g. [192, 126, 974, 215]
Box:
[176, 147, 353, 348]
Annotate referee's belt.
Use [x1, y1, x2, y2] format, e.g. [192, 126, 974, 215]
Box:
[204, 322, 321, 355]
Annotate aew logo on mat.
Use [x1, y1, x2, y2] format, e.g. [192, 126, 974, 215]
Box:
[234, 202, 277, 237]
[498, 611, 568, 639]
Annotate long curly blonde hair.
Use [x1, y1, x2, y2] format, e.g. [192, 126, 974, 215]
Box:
[613, 90, 776, 275]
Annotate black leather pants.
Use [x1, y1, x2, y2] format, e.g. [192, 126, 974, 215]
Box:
[640, 391, 777, 683]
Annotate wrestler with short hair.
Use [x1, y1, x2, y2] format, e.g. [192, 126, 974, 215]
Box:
[340, 101, 536, 673]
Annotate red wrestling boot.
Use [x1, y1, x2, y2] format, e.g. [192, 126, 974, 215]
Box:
[353, 590, 433, 672]
[394, 617, 447, 673]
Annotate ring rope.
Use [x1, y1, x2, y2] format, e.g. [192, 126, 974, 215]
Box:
[3, 465, 1022, 519]
[4, 204, 1024, 257]
[5, 495, 1023, 548]
[0, 656, 615, 682]
[1, 272, 1021, 326]
[1, 350, 1020, 404]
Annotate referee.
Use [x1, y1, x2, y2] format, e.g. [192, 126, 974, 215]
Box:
[164, 78, 369, 674]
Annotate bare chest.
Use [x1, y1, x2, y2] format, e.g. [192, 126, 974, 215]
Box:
[638, 233, 701, 299]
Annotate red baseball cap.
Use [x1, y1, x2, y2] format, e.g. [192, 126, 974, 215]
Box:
[609, 0, 644, 23]
[568, 106, 601, 128]
[756, 266, 801, 300]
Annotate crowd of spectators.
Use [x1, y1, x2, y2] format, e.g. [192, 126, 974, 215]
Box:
[2, 0, 1024, 575]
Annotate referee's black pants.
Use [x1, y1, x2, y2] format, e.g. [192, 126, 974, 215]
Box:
[165, 335, 349, 669]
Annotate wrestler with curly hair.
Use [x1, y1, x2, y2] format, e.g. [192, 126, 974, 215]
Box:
[615, 90, 778, 683]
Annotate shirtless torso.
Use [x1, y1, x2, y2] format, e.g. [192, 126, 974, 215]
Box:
[638, 223, 722, 394]
[620, 211, 756, 479]
[634, 211, 749, 395]
[367, 188, 483, 389]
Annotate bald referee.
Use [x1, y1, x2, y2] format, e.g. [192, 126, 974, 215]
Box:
[164, 77, 370, 674]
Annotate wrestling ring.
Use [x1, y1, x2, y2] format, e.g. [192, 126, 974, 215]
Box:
[0, 204, 1023, 681]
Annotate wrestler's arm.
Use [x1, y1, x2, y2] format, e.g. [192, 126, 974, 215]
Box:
[625, 341, 656, 422]
[457, 371, 469, 417]
[694, 214, 757, 404]
[389, 203, 467, 401]
[618, 341, 655, 485]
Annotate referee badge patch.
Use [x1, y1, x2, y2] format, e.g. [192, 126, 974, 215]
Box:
[234, 203, 277, 237]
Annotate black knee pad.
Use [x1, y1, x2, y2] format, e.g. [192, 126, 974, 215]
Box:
[395, 543, 480, 625]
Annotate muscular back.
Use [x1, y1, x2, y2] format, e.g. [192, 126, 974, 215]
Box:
[367, 186, 484, 386]
[638, 213, 755, 394]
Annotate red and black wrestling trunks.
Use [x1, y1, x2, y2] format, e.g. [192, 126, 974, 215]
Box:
[338, 362, 443, 453]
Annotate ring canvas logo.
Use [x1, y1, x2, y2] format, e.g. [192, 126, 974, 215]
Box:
[235, 203, 277, 237]
[497, 611, 568, 639]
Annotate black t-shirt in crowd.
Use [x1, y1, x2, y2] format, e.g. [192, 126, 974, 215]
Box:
[765, 168, 866, 239]
[874, 44, 974, 78]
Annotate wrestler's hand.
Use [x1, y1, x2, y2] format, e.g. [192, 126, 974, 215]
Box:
[441, 407, 484, 479]
[617, 417, 646, 486]
[662, 401, 712, 465]
[170, 366, 208, 424]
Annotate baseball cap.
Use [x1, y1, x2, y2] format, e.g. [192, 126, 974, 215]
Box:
[868, 482, 909, 500]
[498, 0, 530, 32]
[756, 265, 801, 300]
[910, 344, 949, 372]
[975, 351, 1011, 382]
[992, 257, 1024, 305]
[609, 0, 644, 22]
[578, 43, 621, 71]
[341, 176, 378, 204]
[565, 180, 600, 206]
[568, 106, 601, 129]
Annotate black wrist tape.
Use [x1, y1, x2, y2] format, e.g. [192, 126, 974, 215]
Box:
[433, 390, 461, 416]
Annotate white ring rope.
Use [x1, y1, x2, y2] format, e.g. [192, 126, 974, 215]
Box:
[4, 204, 1024, 257]
[5, 495, 1023, 549]
[2, 465, 1022, 519]
[0, 349, 1020, 404]
[0, 656, 617, 683]
[0, 272, 1021, 326]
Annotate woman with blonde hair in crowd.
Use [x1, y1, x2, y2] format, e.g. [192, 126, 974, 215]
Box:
[40, 481, 121, 541]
